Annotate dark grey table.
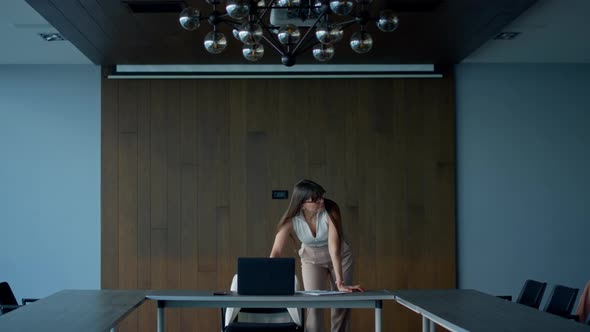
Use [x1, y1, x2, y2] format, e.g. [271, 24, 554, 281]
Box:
[393, 289, 590, 332]
[0, 289, 146, 332]
[147, 289, 395, 332]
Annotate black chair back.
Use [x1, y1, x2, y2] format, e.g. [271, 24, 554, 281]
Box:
[544, 285, 579, 318]
[516, 279, 547, 309]
[0, 282, 19, 314]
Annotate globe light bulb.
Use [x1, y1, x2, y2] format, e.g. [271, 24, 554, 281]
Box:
[243, 44, 265, 61]
[278, 24, 301, 45]
[238, 22, 263, 45]
[179, 7, 200, 31]
[226, 0, 250, 19]
[277, 0, 302, 7]
[377, 9, 399, 32]
[350, 31, 373, 53]
[312, 43, 335, 61]
[329, 26, 343, 43]
[329, 0, 353, 15]
[315, 23, 342, 44]
[204, 31, 227, 54]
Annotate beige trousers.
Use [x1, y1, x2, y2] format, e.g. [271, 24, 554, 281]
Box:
[299, 241, 354, 332]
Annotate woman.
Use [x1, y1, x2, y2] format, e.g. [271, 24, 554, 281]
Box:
[270, 179, 363, 332]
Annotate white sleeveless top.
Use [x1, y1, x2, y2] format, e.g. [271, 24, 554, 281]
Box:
[292, 209, 329, 247]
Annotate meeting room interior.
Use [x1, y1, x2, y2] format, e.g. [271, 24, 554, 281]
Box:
[1, 0, 590, 331]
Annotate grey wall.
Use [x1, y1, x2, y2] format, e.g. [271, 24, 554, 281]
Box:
[0, 65, 100, 299]
[456, 63, 590, 308]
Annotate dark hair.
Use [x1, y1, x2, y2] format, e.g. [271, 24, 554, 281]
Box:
[277, 179, 342, 238]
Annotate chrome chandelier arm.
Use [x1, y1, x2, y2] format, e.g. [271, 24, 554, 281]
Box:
[261, 31, 287, 56]
[291, 11, 326, 54]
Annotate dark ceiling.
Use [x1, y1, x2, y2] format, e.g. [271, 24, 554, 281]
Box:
[25, 0, 537, 66]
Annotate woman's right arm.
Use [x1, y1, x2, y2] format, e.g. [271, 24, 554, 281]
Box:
[270, 220, 292, 258]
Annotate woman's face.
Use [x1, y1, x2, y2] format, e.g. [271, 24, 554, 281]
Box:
[302, 194, 324, 213]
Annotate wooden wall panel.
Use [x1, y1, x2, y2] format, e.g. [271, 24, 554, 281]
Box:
[102, 74, 457, 332]
[228, 80, 248, 272]
[136, 80, 154, 332]
[101, 68, 118, 290]
[117, 132, 138, 332]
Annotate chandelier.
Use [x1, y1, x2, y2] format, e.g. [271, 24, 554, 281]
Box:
[178, 0, 399, 66]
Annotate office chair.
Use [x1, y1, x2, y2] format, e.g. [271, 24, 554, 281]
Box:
[543, 284, 579, 319]
[0, 281, 38, 315]
[497, 279, 547, 309]
[221, 275, 303, 332]
[516, 279, 547, 309]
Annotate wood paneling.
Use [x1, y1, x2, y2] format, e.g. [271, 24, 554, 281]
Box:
[101, 67, 118, 290]
[102, 74, 457, 332]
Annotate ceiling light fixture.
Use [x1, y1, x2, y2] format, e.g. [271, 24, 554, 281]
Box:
[179, 0, 399, 66]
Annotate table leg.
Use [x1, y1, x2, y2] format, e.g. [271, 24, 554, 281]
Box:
[375, 300, 383, 332]
[430, 319, 436, 332]
[157, 300, 165, 332]
[422, 316, 431, 332]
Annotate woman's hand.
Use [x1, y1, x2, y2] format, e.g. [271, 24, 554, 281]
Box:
[336, 280, 364, 292]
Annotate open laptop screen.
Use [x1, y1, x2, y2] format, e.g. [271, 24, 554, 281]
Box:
[237, 257, 295, 295]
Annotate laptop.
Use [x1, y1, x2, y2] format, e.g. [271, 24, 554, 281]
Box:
[237, 257, 295, 295]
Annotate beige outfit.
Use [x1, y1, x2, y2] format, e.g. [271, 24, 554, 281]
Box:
[293, 210, 355, 332]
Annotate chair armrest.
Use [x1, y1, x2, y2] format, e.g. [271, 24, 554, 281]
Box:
[497, 295, 512, 301]
[22, 298, 39, 305]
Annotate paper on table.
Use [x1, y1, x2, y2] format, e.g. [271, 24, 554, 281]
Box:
[297, 290, 348, 296]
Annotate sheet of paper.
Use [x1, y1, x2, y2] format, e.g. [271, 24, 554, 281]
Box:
[297, 290, 348, 296]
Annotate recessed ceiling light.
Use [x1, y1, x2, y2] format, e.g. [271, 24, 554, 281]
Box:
[493, 32, 521, 40]
[38, 32, 65, 42]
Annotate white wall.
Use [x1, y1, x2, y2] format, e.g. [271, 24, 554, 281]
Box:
[0, 65, 100, 299]
[455, 63, 590, 308]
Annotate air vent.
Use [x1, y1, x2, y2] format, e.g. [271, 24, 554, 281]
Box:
[39, 32, 65, 41]
[125, 1, 186, 13]
[493, 32, 521, 40]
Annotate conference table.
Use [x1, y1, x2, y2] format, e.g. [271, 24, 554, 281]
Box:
[147, 289, 394, 332]
[393, 289, 590, 332]
[3, 288, 590, 331]
[0, 289, 146, 332]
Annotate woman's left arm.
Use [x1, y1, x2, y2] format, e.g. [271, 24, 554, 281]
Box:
[327, 212, 363, 292]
